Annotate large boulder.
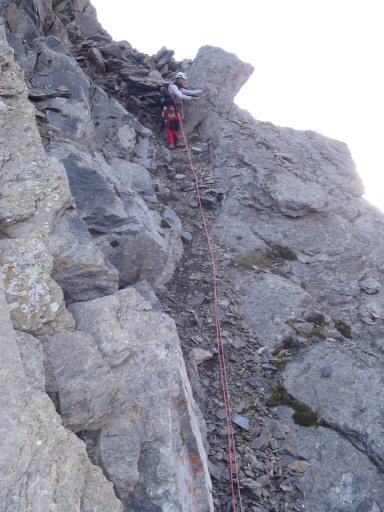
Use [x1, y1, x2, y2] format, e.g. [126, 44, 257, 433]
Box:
[185, 45, 254, 132]
[50, 212, 119, 303]
[68, 288, 214, 511]
[52, 144, 130, 234]
[0, 277, 123, 511]
[44, 330, 118, 431]
[51, 143, 182, 290]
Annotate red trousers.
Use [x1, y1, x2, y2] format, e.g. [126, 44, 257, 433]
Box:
[167, 126, 180, 145]
[167, 107, 181, 145]
[167, 119, 180, 144]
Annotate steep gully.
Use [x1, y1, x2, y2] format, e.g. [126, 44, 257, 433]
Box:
[155, 138, 311, 511]
[152, 126, 384, 511]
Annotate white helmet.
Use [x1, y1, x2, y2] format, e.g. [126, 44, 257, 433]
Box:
[175, 72, 187, 80]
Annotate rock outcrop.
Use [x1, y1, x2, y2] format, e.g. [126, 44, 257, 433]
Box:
[0, 5, 212, 511]
[0, 271, 122, 512]
[185, 46, 384, 510]
[1, 1, 384, 511]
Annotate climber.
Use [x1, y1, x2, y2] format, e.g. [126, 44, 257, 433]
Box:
[165, 71, 204, 149]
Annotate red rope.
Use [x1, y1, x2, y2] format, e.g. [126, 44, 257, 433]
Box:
[179, 120, 238, 512]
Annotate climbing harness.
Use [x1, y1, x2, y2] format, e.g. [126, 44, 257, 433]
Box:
[167, 83, 184, 119]
[178, 119, 244, 512]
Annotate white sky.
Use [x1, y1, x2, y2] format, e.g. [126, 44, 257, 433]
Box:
[92, 0, 383, 211]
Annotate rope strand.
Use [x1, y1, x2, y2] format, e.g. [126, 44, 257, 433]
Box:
[179, 120, 243, 512]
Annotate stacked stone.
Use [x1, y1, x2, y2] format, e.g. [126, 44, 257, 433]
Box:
[1, 0, 189, 125]
[75, 41, 184, 121]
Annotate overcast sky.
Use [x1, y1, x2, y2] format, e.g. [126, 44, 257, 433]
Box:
[91, 0, 383, 211]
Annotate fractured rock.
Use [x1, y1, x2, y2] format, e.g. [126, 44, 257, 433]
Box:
[282, 341, 384, 468]
[69, 288, 214, 511]
[276, 406, 384, 511]
[50, 212, 119, 303]
[44, 331, 118, 432]
[110, 157, 156, 201]
[0, 277, 123, 512]
[0, 237, 71, 334]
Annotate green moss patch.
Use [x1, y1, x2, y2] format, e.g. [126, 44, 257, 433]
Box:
[333, 319, 352, 339]
[265, 384, 319, 427]
[232, 244, 298, 269]
[305, 313, 326, 327]
[232, 250, 269, 269]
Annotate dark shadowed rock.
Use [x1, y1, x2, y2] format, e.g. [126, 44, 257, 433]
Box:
[5, 3, 40, 43]
[50, 212, 119, 303]
[59, 150, 129, 233]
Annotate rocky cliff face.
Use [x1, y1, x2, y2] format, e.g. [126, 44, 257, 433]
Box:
[0, 3, 212, 511]
[1, 1, 383, 512]
[186, 48, 384, 510]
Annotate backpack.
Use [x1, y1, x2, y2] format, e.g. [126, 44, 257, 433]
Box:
[158, 83, 184, 127]
[159, 84, 175, 108]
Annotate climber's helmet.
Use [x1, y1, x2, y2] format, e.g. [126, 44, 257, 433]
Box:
[175, 72, 187, 80]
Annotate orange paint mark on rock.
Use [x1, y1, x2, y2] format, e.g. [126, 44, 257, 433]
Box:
[189, 451, 204, 475]
[188, 452, 201, 465]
